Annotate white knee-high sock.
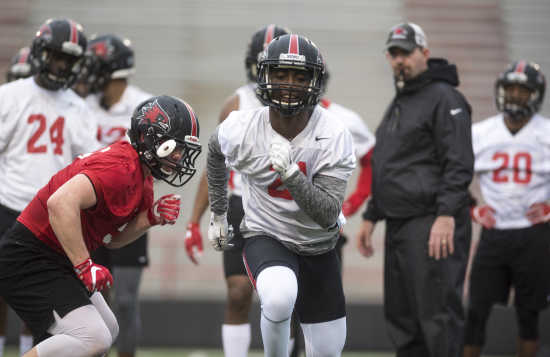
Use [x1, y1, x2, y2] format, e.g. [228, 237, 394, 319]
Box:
[0, 336, 5, 357]
[287, 337, 295, 356]
[222, 323, 251, 357]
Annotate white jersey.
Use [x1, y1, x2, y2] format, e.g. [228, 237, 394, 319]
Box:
[320, 99, 375, 158]
[0, 78, 100, 211]
[472, 113, 550, 229]
[218, 105, 355, 248]
[229, 83, 263, 196]
[86, 85, 152, 146]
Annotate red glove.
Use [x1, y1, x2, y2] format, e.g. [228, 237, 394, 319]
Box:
[148, 194, 181, 226]
[74, 258, 113, 293]
[470, 205, 496, 229]
[526, 202, 550, 224]
[184, 222, 203, 265]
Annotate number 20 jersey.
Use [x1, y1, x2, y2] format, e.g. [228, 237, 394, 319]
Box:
[0, 78, 100, 211]
[218, 105, 355, 251]
[472, 113, 550, 229]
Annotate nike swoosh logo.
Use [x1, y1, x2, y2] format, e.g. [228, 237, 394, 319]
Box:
[91, 266, 100, 291]
[450, 108, 462, 116]
[315, 136, 330, 141]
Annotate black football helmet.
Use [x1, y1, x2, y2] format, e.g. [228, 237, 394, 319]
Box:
[256, 34, 325, 116]
[6, 47, 33, 82]
[86, 34, 135, 93]
[30, 18, 87, 90]
[495, 60, 546, 119]
[245, 24, 290, 83]
[128, 95, 201, 187]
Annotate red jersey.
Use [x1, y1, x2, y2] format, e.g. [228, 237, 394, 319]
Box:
[18, 141, 154, 254]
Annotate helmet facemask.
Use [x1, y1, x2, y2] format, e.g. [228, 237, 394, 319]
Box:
[258, 61, 323, 116]
[139, 129, 201, 187]
[34, 47, 82, 90]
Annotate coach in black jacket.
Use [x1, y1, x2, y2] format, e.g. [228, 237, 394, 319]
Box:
[356, 23, 474, 357]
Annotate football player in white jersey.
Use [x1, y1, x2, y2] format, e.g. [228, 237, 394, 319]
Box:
[0, 45, 35, 357]
[464, 61, 550, 357]
[74, 33, 153, 357]
[184, 24, 291, 357]
[207, 34, 355, 357]
[0, 19, 99, 357]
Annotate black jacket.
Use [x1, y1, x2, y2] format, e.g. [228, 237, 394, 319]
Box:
[363, 58, 474, 221]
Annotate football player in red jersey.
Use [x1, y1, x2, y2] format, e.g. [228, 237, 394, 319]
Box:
[0, 95, 201, 357]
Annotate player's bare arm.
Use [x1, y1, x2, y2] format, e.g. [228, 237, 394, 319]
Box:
[47, 173, 97, 266]
[106, 211, 151, 249]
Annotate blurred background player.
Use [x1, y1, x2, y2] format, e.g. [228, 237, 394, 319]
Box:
[464, 61, 550, 357]
[0, 45, 34, 357]
[183, 24, 291, 357]
[319, 67, 375, 265]
[75, 33, 154, 357]
[0, 18, 100, 356]
[207, 33, 353, 357]
[5, 47, 32, 82]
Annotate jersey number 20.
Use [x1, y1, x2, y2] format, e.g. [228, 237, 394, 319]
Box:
[492, 152, 532, 184]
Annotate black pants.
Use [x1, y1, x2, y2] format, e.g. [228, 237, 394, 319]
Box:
[384, 206, 471, 357]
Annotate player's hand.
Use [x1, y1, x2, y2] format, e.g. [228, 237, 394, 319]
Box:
[470, 205, 496, 229]
[526, 202, 550, 224]
[270, 135, 299, 181]
[356, 219, 375, 257]
[148, 194, 181, 226]
[184, 222, 203, 265]
[429, 215, 454, 260]
[74, 258, 113, 293]
[208, 213, 234, 251]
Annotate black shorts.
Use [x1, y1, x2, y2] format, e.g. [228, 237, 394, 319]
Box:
[0, 222, 91, 343]
[243, 236, 346, 324]
[223, 195, 246, 277]
[0, 203, 20, 239]
[469, 224, 550, 310]
[91, 233, 149, 269]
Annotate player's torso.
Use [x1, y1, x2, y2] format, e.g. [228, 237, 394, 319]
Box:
[230, 83, 264, 196]
[0, 78, 95, 211]
[472, 114, 550, 228]
[221, 106, 352, 253]
[89, 85, 152, 146]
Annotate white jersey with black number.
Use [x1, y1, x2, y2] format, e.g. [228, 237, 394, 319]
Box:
[229, 83, 264, 197]
[86, 85, 152, 146]
[218, 105, 355, 249]
[0, 77, 100, 211]
[472, 113, 550, 229]
[320, 98, 375, 158]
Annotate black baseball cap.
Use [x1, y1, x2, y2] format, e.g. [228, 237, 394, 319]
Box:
[386, 22, 428, 52]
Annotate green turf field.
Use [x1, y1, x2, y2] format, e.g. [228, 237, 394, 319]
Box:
[2, 347, 512, 357]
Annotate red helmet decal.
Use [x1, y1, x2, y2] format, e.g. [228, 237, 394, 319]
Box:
[182, 101, 198, 137]
[69, 20, 79, 44]
[89, 41, 112, 59]
[138, 100, 170, 130]
[264, 24, 275, 48]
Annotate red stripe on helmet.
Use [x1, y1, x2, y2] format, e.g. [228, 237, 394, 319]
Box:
[69, 20, 78, 44]
[288, 34, 299, 54]
[183, 101, 198, 137]
[515, 60, 526, 74]
[264, 24, 275, 47]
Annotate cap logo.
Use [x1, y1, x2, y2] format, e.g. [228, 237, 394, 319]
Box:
[391, 27, 408, 40]
[138, 99, 171, 131]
